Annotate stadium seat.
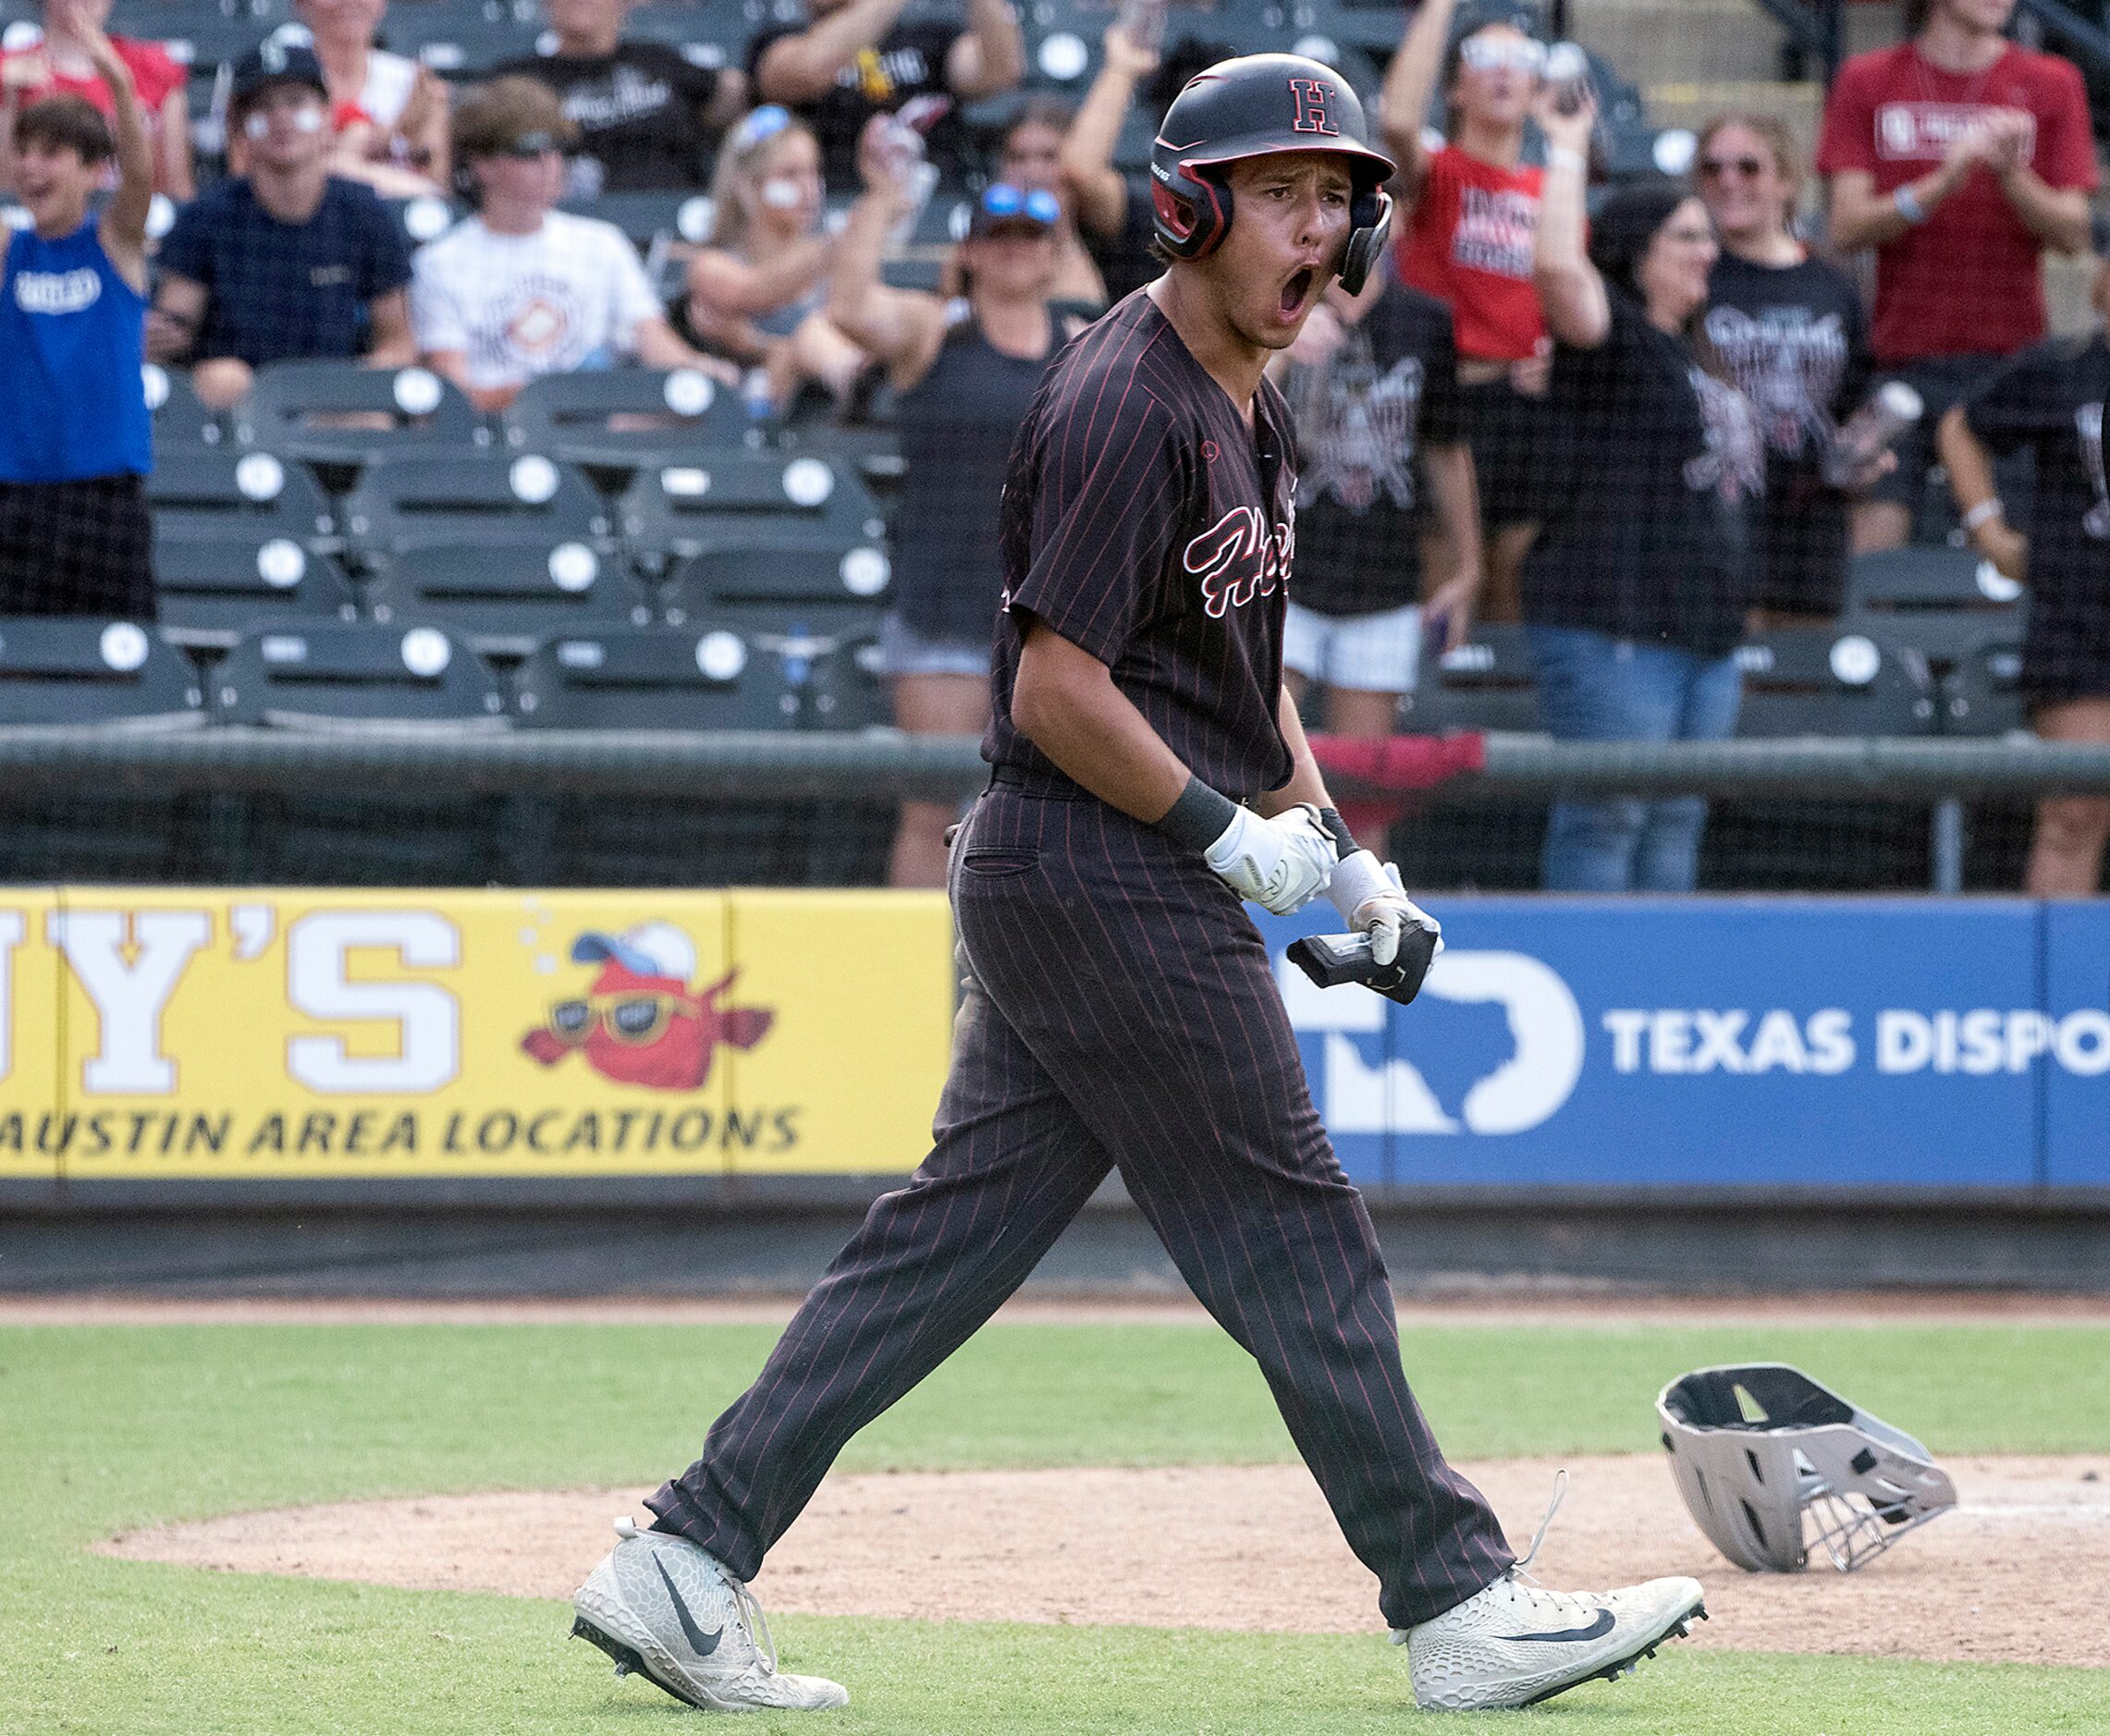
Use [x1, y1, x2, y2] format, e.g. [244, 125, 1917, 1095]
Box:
[211, 621, 509, 727]
[619, 452, 887, 567]
[1844, 545, 2029, 665]
[661, 539, 892, 622]
[0, 617, 203, 727]
[340, 452, 613, 566]
[142, 363, 227, 447]
[1939, 642, 2030, 738]
[503, 368, 758, 471]
[153, 537, 361, 648]
[1395, 623, 1540, 735]
[558, 189, 717, 249]
[1734, 628, 1936, 738]
[146, 447, 338, 547]
[365, 541, 657, 657]
[376, 2, 540, 79]
[512, 624, 804, 729]
[236, 361, 487, 465]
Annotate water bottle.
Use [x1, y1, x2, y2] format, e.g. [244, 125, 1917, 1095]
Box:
[1116, 0, 1169, 56]
[1542, 42, 1595, 118]
[1822, 381, 1923, 490]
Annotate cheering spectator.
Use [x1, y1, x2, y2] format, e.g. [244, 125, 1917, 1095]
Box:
[411, 78, 735, 412]
[495, 0, 743, 195]
[288, 0, 449, 197]
[1527, 96, 1763, 894]
[1699, 114, 1874, 629]
[747, 0, 1024, 184]
[679, 104, 866, 410]
[1380, 0, 1550, 624]
[1939, 251, 2110, 894]
[830, 127, 1081, 885]
[1058, 28, 1227, 305]
[1817, 0, 2094, 555]
[987, 97, 1102, 305]
[1269, 262, 1479, 850]
[0, 0, 190, 198]
[151, 41, 414, 410]
[0, 16, 154, 618]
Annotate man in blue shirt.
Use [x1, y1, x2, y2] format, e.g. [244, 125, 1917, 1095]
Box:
[150, 40, 413, 409]
[0, 0, 154, 616]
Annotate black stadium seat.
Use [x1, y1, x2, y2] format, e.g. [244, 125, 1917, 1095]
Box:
[146, 447, 338, 547]
[211, 621, 509, 728]
[558, 189, 718, 249]
[1733, 628, 1936, 738]
[153, 538, 361, 648]
[237, 361, 486, 464]
[1844, 545, 2029, 664]
[513, 624, 804, 730]
[142, 363, 227, 448]
[1395, 623, 1540, 735]
[341, 452, 612, 566]
[0, 617, 202, 727]
[365, 541, 657, 657]
[619, 452, 886, 566]
[661, 539, 892, 622]
[504, 368, 757, 471]
[1940, 642, 2030, 738]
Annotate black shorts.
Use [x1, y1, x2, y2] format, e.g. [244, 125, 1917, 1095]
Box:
[2023, 575, 2110, 708]
[1750, 474, 1851, 617]
[0, 474, 156, 618]
[1864, 352, 2032, 516]
[1455, 375, 1546, 529]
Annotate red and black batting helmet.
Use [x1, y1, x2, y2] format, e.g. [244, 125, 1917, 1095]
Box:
[1150, 53, 1397, 295]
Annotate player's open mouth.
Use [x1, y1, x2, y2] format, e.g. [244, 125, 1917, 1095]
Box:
[1280, 268, 1316, 316]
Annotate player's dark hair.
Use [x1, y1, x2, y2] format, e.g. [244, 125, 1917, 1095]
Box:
[12, 93, 114, 165]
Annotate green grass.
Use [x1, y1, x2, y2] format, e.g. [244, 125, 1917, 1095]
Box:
[2, 1320, 2105, 1734]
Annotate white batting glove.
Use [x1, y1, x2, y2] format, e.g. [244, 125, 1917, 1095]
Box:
[1203, 802, 1338, 914]
[1326, 850, 1441, 965]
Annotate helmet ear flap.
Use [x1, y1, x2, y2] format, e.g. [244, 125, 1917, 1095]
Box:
[1151, 162, 1231, 261]
[1338, 186, 1392, 296]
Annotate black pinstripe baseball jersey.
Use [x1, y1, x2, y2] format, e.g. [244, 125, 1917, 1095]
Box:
[985, 288, 1298, 801]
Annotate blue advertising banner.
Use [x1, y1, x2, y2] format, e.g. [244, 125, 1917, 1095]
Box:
[1259, 899, 2070, 1190]
[2043, 903, 2110, 1186]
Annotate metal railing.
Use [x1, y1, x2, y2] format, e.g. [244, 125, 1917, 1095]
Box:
[5, 726, 2106, 892]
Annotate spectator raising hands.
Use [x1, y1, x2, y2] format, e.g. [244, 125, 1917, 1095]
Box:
[496, 0, 745, 195]
[831, 115, 1082, 886]
[290, 0, 451, 196]
[680, 105, 867, 411]
[1525, 92, 1762, 894]
[410, 78, 737, 412]
[748, 0, 1024, 183]
[151, 40, 415, 410]
[0, 0, 190, 198]
[0, 0, 158, 619]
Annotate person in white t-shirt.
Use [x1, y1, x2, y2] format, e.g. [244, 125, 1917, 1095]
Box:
[411, 76, 734, 410]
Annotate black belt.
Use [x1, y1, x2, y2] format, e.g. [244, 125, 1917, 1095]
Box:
[988, 764, 1093, 801]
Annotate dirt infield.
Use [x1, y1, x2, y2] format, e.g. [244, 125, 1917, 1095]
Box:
[104, 1452, 2110, 1668]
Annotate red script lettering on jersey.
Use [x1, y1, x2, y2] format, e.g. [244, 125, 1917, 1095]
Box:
[1184, 506, 1294, 617]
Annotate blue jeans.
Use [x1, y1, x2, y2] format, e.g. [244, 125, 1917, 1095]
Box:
[1527, 625, 1743, 893]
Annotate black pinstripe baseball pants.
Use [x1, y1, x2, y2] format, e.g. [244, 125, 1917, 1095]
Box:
[646, 781, 1515, 1628]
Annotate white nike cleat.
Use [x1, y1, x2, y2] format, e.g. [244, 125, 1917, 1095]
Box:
[571, 1517, 849, 1713]
[1396, 1571, 1706, 1711]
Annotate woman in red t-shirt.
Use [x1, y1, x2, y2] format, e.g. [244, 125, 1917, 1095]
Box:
[0, 0, 191, 198]
[1380, 0, 1550, 623]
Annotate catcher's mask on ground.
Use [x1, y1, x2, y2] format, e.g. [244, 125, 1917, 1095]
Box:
[1657, 1363, 1957, 1572]
[1149, 53, 1396, 295]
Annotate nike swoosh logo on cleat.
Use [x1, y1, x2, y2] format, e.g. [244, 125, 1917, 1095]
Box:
[652, 1556, 724, 1657]
[1504, 1609, 1615, 1643]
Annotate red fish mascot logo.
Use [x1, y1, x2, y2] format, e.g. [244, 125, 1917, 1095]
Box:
[521, 922, 773, 1091]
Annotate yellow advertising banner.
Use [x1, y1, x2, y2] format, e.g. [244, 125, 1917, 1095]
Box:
[1, 888, 953, 1180]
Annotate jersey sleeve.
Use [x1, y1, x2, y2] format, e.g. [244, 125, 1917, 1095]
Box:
[2032, 56, 2099, 191]
[1963, 338, 2072, 456]
[154, 195, 212, 286]
[354, 188, 415, 299]
[1814, 59, 1876, 177]
[1008, 385, 1187, 666]
[408, 242, 468, 355]
[1419, 300, 1463, 447]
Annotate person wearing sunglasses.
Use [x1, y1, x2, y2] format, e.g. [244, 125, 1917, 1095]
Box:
[830, 117, 1086, 885]
[409, 77, 736, 411]
[1697, 113, 1874, 630]
[680, 104, 868, 411]
[1380, 0, 1552, 625]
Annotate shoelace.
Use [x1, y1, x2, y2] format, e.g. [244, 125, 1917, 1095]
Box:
[728, 1571, 779, 1678]
[1499, 1469, 1582, 1620]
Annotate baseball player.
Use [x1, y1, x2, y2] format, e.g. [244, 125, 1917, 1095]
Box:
[570, 55, 1704, 1715]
